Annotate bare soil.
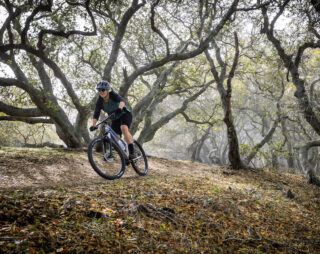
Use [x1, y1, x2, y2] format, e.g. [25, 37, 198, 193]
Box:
[0, 147, 219, 191]
[1, 147, 320, 253]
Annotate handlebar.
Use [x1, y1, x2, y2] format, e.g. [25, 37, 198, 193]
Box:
[96, 112, 116, 128]
[90, 109, 122, 131]
[90, 108, 129, 131]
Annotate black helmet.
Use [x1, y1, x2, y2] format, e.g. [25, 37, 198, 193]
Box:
[96, 80, 111, 90]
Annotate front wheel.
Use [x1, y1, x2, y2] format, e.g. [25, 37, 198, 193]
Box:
[88, 137, 125, 180]
[131, 140, 148, 176]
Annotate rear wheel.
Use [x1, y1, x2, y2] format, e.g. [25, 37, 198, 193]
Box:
[88, 137, 125, 180]
[131, 140, 148, 176]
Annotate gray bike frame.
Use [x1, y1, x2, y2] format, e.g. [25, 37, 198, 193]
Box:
[104, 124, 129, 159]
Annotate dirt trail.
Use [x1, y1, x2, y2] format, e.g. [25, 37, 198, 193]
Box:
[0, 148, 221, 191]
[2, 148, 320, 254]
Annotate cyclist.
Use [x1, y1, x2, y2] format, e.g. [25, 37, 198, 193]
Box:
[89, 81, 136, 159]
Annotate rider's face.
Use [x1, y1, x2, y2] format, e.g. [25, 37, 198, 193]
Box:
[99, 89, 108, 98]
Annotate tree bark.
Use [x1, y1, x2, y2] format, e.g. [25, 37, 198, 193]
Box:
[118, 0, 240, 97]
[207, 32, 243, 169]
[188, 128, 210, 162]
[296, 139, 320, 186]
[244, 115, 280, 165]
[137, 81, 213, 144]
[0, 1, 97, 148]
[280, 118, 295, 168]
[102, 0, 145, 82]
[224, 101, 242, 169]
[261, 3, 320, 135]
[311, 0, 320, 13]
[130, 62, 179, 135]
[0, 116, 54, 124]
[0, 0, 240, 148]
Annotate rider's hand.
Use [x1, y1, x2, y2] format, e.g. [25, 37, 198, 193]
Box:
[115, 108, 122, 114]
[89, 126, 97, 132]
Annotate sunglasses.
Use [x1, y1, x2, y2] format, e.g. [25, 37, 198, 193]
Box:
[98, 89, 106, 92]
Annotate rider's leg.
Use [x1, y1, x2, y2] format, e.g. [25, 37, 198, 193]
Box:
[120, 125, 135, 158]
[120, 124, 133, 144]
[116, 111, 135, 158]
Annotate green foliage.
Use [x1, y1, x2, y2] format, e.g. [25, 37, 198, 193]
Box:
[239, 143, 251, 156]
[1, 0, 320, 167]
[0, 122, 59, 147]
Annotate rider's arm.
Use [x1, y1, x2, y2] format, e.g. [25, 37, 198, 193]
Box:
[119, 101, 125, 109]
[92, 118, 98, 127]
[109, 91, 125, 110]
[92, 97, 103, 125]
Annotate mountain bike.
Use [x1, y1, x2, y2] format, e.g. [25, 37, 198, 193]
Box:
[87, 113, 148, 180]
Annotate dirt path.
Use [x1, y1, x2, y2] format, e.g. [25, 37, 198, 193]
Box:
[0, 148, 220, 191]
[2, 148, 320, 254]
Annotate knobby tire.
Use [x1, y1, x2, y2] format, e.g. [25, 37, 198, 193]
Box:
[88, 137, 125, 180]
[131, 140, 148, 176]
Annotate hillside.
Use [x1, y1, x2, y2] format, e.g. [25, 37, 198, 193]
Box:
[0, 147, 319, 253]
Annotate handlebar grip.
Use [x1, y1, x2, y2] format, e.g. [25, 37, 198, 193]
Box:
[89, 126, 98, 132]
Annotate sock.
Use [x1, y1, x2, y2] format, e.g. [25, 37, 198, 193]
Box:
[128, 143, 134, 154]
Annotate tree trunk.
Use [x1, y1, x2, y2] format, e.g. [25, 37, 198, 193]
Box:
[224, 97, 242, 169]
[75, 109, 92, 144]
[205, 32, 243, 169]
[137, 81, 212, 144]
[244, 115, 280, 165]
[297, 139, 320, 186]
[223, 32, 243, 170]
[292, 78, 320, 135]
[311, 0, 320, 13]
[280, 118, 294, 168]
[188, 129, 210, 162]
[271, 150, 278, 169]
[261, 5, 320, 135]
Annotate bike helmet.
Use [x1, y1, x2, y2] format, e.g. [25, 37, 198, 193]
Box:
[96, 80, 111, 90]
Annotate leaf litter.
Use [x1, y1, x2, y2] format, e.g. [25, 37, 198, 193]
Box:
[0, 147, 319, 253]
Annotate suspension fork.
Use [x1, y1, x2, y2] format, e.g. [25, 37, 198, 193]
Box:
[103, 134, 113, 156]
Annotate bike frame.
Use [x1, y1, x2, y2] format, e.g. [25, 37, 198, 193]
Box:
[94, 113, 143, 163]
[103, 123, 129, 159]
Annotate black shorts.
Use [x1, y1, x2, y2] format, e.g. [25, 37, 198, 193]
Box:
[111, 111, 132, 135]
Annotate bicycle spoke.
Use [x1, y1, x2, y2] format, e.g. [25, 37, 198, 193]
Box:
[131, 140, 148, 176]
[88, 138, 125, 180]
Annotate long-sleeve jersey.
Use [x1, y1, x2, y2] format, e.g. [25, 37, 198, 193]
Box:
[93, 91, 126, 120]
